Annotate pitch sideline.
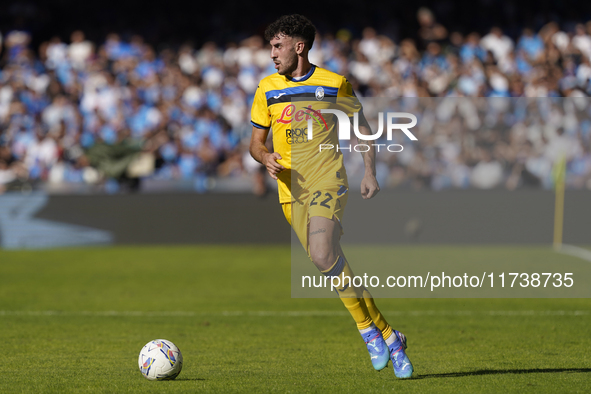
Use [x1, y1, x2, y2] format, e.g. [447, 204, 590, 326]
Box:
[0, 310, 588, 317]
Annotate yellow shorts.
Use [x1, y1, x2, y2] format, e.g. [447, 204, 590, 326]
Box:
[282, 184, 349, 254]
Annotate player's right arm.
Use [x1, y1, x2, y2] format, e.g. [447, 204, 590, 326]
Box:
[249, 126, 284, 180]
[249, 82, 285, 180]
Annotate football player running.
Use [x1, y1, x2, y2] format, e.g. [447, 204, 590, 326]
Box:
[249, 14, 413, 378]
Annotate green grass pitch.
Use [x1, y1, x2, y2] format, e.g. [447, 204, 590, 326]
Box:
[1, 245, 590, 393]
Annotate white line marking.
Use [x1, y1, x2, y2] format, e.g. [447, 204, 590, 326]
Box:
[555, 244, 591, 262]
[0, 310, 587, 317]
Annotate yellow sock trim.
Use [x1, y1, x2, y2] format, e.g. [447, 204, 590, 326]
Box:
[322, 256, 373, 330]
[341, 297, 373, 330]
[362, 288, 393, 340]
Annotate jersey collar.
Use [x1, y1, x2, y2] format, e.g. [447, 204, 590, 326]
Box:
[285, 64, 316, 82]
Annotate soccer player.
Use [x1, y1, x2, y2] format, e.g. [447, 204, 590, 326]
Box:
[249, 14, 413, 378]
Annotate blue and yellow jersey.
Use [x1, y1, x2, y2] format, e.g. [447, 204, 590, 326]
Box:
[251, 65, 360, 203]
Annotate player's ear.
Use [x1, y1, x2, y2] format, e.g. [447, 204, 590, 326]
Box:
[295, 40, 305, 55]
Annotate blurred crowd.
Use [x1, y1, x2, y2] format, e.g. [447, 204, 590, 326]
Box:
[0, 7, 590, 194]
[347, 97, 590, 191]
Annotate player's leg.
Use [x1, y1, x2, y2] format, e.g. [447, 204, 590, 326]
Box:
[308, 215, 389, 371]
[333, 243, 393, 340]
[334, 233, 414, 378]
[308, 215, 370, 326]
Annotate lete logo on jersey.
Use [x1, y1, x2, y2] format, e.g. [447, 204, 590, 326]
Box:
[277, 104, 328, 131]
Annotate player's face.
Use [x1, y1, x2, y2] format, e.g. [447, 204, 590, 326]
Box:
[270, 34, 299, 76]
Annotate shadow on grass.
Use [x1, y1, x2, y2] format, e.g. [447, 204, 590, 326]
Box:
[169, 378, 206, 381]
[415, 368, 591, 379]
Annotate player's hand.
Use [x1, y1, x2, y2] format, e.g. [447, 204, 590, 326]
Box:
[262, 152, 285, 180]
[361, 174, 380, 199]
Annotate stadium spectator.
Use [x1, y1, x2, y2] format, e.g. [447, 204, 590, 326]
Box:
[416, 7, 448, 49]
[480, 27, 514, 65]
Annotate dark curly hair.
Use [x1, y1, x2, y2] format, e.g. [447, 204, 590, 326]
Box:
[264, 14, 316, 50]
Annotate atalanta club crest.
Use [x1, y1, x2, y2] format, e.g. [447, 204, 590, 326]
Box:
[315, 86, 324, 100]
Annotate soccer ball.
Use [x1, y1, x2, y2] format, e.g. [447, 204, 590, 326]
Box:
[138, 339, 183, 380]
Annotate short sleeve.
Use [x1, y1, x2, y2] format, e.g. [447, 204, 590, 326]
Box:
[337, 77, 362, 118]
[250, 84, 271, 129]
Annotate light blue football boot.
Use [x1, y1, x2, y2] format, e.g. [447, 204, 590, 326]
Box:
[389, 330, 414, 378]
[361, 326, 390, 371]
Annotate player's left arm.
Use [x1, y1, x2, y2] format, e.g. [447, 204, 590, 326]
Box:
[338, 76, 380, 199]
[355, 112, 380, 199]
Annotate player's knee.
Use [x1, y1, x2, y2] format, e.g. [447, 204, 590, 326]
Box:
[309, 248, 336, 271]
